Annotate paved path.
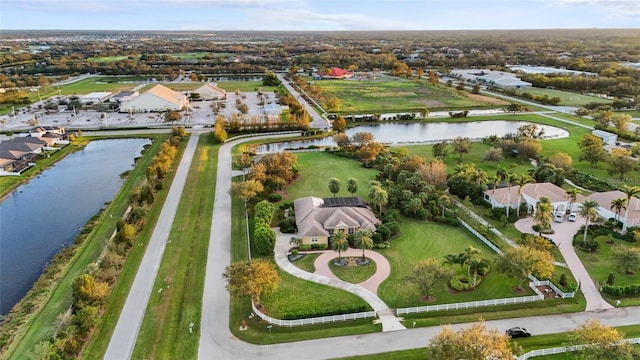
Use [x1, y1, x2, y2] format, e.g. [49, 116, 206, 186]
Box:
[276, 73, 331, 130]
[312, 248, 391, 295]
[104, 132, 201, 360]
[273, 232, 405, 332]
[515, 217, 614, 311]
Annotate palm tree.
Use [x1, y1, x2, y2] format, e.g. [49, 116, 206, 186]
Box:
[442, 253, 465, 269]
[611, 197, 627, 222]
[621, 185, 640, 231]
[346, 178, 358, 196]
[439, 194, 451, 216]
[353, 230, 373, 260]
[565, 187, 581, 214]
[329, 231, 349, 259]
[515, 173, 534, 216]
[579, 200, 600, 243]
[462, 245, 482, 276]
[505, 172, 517, 218]
[533, 197, 553, 235]
[328, 177, 341, 198]
[370, 186, 388, 214]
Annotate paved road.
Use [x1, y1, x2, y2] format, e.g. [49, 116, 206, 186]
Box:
[276, 73, 331, 130]
[104, 132, 201, 360]
[195, 134, 640, 360]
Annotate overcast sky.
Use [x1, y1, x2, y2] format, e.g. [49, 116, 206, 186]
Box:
[2, 0, 639, 31]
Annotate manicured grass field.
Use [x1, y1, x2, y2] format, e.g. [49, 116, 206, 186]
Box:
[329, 258, 377, 283]
[378, 219, 534, 308]
[576, 238, 640, 288]
[87, 55, 135, 63]
[315, 76, 506, 113]
[283, 151, 380, 201]
[514, 87, 612, 106]
[130, 135, 219, 360]
[8, 134, 172, 359]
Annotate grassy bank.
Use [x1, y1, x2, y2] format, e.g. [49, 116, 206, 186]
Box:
[130, 135, 218, 360]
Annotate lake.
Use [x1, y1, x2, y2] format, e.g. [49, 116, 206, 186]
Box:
[0, 138, 150, 315]
[255, 121, 569, 153]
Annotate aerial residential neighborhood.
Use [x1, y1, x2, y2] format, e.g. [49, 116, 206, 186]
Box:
[1, 1, 640, 360]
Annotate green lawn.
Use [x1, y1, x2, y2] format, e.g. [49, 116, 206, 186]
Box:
[315, 76, 507, 113]
[378, 219, 534, 308]
[7, 134, 171, 360]
[130, 135, 218, 360]
[291, 253, 320, 273]
[514, 88, 612, 107]
[87, 55, 136, 63]
[329, 257, 377, 283]
[576, 238, 640, 288]
[283, 151, 379, 201]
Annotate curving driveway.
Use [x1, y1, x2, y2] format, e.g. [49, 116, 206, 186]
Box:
[515, 217, 614, 311]
[311, 248, 391, 295]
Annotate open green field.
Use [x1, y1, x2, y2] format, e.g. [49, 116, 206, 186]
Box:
[138, 82, 203, 93]
[378, 219, 534, 307]
[315, 77, 508, 113]
[282, 151, 379, 201]
[577, 237, 640, 287]
[87, 55, 135, 63]
[6, 134, 173, 360]
[514, 88, 612, 106]
[130, 135, 218, 360]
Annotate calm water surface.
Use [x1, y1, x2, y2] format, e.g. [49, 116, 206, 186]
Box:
[256, 121, 569, 153]
[0, 138, 150, 315]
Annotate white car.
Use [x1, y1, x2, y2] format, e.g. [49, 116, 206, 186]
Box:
[553, 212, 564, 223]
[568, 213, 577, 222]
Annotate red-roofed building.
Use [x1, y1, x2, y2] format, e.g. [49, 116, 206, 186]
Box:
[321, 67, 353, 79]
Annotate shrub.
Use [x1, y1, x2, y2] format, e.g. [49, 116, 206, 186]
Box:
[434, 216, 460, 226]
[601, 284, 640, 297]
[281, 303, 369, 320]
[268, 193, 283, 202]
[299, 244, 312, 251]
[483, 147, 504, 162]
[254, 226, 276, 255]
[449, 274, 481, 291]
[279, 217, 297, 233]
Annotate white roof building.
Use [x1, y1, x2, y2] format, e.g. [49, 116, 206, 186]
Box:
[79, 92, 112, 104]
[452, 69, 532, 89]
[119, 84, 188, 113]
[192, 83, 227, 100]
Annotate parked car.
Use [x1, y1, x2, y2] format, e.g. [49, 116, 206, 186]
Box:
[506, 327, 532, 338]
[568, 213, 577, 222]
[553, 212, 564, 223]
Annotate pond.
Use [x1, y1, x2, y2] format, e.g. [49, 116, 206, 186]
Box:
[0, 138, 150, 315]
[255, 121, 569, 153]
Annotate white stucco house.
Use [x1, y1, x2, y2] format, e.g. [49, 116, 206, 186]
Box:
[119, 84, 188, 113]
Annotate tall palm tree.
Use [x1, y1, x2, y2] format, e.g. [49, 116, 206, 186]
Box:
[622, 185, 640, 231]
[611, 197, 627, 222]
[443, 253, 465, 269]
[329, 231, 349, 259]
[328, 177, 341, 198]
[505, 172, 517, 218]
[515, 173, 534, 216]
[353, 230, 373, 260]
[346, 178, 358, 196]
[579, 200, 600, 243]
[534, 197, 553, 235]
[565, 187, 581, 214]
[370, 186, 389, 216]
[462, 245, 482, 277]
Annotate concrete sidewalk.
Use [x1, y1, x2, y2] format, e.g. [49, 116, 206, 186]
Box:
[515, 217, 614, 312]
[274, 231, 406, 332]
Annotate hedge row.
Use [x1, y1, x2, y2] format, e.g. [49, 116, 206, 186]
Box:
[299, 244, 328, 251]
[601, 284, 640, 297]
[281, 303, 369, 320]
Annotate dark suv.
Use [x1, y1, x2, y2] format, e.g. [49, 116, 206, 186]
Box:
[506, 327, 531, 338]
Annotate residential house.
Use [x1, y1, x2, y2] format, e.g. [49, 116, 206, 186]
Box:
[484, 182, 587, 215]
[0, 137, 47, 174]
[294, 196, 380, 246]
[119, 84, 188, 113]
[588, 191, 640, 231]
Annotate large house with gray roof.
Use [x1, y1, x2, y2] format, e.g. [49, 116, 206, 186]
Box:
[294, 196, 379, 246]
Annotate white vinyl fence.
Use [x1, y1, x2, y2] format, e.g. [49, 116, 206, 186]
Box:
[517, 338, 640, 359]
[251, 302, 376, 327]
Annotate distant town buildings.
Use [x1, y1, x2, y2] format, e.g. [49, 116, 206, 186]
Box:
[451, 69, 532, 89]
